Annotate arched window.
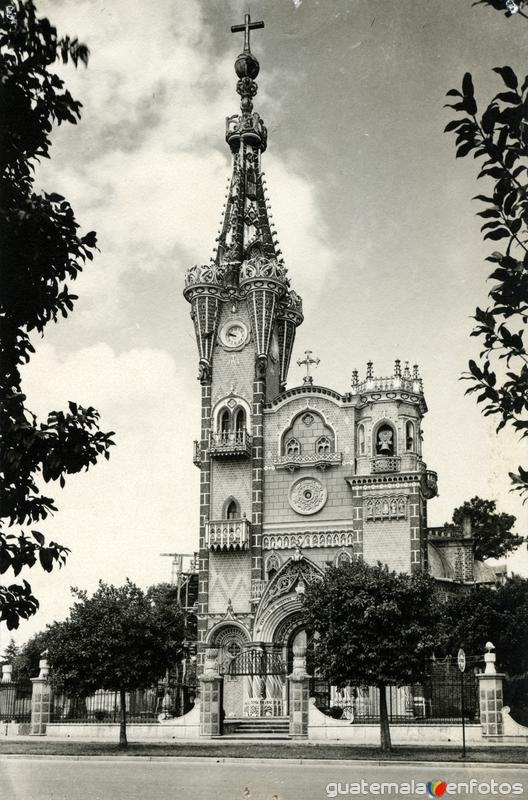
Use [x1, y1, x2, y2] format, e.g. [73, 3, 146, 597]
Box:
[335, 550, 353, 567]
[219, 408, 230, 435]
[405, 421, 415, 452]
[285, 437, 301, 456]
[375, 423, 395, 456]
[316, 435, 332, 455]
[265, 552, 281, 581]
[357, 424, 366, 456]
[234, 407, 246, 433]
[225, 499, 240, 519]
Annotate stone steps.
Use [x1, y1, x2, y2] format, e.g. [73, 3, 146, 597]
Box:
[223, 717, 290, 738]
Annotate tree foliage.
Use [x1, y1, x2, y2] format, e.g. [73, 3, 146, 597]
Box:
[45, 580, 186, 746]
[0, 1, 115, 629]
[441, 575, 528, 675]
[445, 68, 528, 501]
[440, 575, 528, 724]
[302, 560, 440, 751]
[452, 496, 524, 561]
[10, 629, 48, 680]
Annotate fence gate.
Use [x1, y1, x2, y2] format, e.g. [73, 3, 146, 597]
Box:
[224, 649, 288, 718]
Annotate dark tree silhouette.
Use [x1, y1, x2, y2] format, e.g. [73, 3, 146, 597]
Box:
[0, 1, 114, 629]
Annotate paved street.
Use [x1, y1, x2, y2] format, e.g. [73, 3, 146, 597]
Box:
[0, 758, 526, 800]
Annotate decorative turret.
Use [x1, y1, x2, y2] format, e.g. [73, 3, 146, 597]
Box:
[183, 13, 302, 387]
[183, 263, 226, 384]
[350, 360, 424, 400]
[277, 290, 304, 391]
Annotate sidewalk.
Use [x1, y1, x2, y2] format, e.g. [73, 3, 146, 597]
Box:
[0, 739, 527, 764]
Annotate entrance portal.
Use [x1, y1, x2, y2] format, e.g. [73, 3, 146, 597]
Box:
[224, 648, 287, 718]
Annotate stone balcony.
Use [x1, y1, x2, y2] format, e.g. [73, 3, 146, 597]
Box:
[274, 451, 342, 472]
[370, 456, 401, 473]
[209, 429, 251, 459]
[205, 517, 250, 552]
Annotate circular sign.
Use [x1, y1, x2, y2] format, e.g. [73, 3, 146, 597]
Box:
[457, 648, 466, 673]
[288, 477, 327, 516]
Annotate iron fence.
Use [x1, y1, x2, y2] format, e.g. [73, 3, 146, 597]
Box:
[310, 657, 482, 725]
[50, 682, 198, 724]
[0, 681, 32, 722]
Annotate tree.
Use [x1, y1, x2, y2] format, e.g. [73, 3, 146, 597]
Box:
[452, 496, 524, 561]
[1, 637, 19, 665]
[0, 1, 115, 629]
[440, 575, 528, 724]
[302, 560, 440, 752]
[444, 68, 528, 501]
[11, 629, 49, 680]
[45, 580, 186, 747]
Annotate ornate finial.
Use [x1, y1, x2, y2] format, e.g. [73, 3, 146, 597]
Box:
[366, 361, 373, 380]
[351, 369, 359, 387]
[231, 12, 264, 54]
[231, 13, 264, 114]
[403, 361, 411, 379]
[297, 350, 320, 385]
[292, 546, 303, 561]
[394, 359, 401, 378]
[413, 364, 420, 380]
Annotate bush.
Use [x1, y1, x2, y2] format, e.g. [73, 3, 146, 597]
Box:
[326, 705, 344, 719]
[92, 709, 111, 723]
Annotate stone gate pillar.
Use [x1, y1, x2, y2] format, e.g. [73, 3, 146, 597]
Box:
[30, 655, 52, 736]
[0, 664, 13, 720]
[477, 642, 504, 737]
[199, 647, 223, 738]
[288, 635, 310, 739]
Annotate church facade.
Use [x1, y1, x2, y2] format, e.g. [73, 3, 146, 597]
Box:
[183, 20, 483, 721]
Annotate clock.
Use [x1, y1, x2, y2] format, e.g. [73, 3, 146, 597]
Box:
[219, 320, 249, 350]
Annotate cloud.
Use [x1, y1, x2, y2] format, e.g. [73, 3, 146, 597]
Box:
[13, 340, 200, 644]
[34, 0, 336, 329]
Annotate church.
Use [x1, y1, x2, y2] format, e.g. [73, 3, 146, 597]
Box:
[183, 16, 492, 724]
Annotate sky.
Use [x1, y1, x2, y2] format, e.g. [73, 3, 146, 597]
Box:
[5, 0, 528, 650]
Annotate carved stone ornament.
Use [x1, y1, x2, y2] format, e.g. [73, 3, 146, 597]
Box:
[240, 254, 288, 282]
[288, 477, 327, 516]
[198, 359, 212, 385]
[185, 263, 225, 287]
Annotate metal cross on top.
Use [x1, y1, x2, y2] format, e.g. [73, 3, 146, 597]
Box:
[231, 13, 265, 53]
[297, 350, 320, 386]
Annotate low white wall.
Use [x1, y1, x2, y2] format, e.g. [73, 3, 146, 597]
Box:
[46, 702, 200, 741]
[501, 706, 528, 741]
[308, 698, 483, 745]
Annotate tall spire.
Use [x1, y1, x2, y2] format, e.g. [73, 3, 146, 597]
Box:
[213, 14, 283, 289]
[184, 16, 303, 388]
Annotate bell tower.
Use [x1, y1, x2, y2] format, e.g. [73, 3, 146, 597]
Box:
[183, 15, 303, 655]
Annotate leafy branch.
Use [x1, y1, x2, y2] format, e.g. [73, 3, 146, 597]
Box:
[445, 67, 528, 500]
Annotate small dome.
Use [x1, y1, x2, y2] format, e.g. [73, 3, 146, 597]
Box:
[235, 51, 260, 79]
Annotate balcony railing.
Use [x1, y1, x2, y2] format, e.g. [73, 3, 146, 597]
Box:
[250, 579, 266, 604]
[371, 456, 401, 474]
[209, 429, 251, 458]
[274, 451, 342, 472]
[205, 517, 250, 551]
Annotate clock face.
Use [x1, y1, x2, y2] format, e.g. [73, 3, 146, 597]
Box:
[220, 321, 249, 350]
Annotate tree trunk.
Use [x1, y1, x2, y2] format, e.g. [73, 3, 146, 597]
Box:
[119, 688, 127, 748]
[378, 683, 392, 752]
